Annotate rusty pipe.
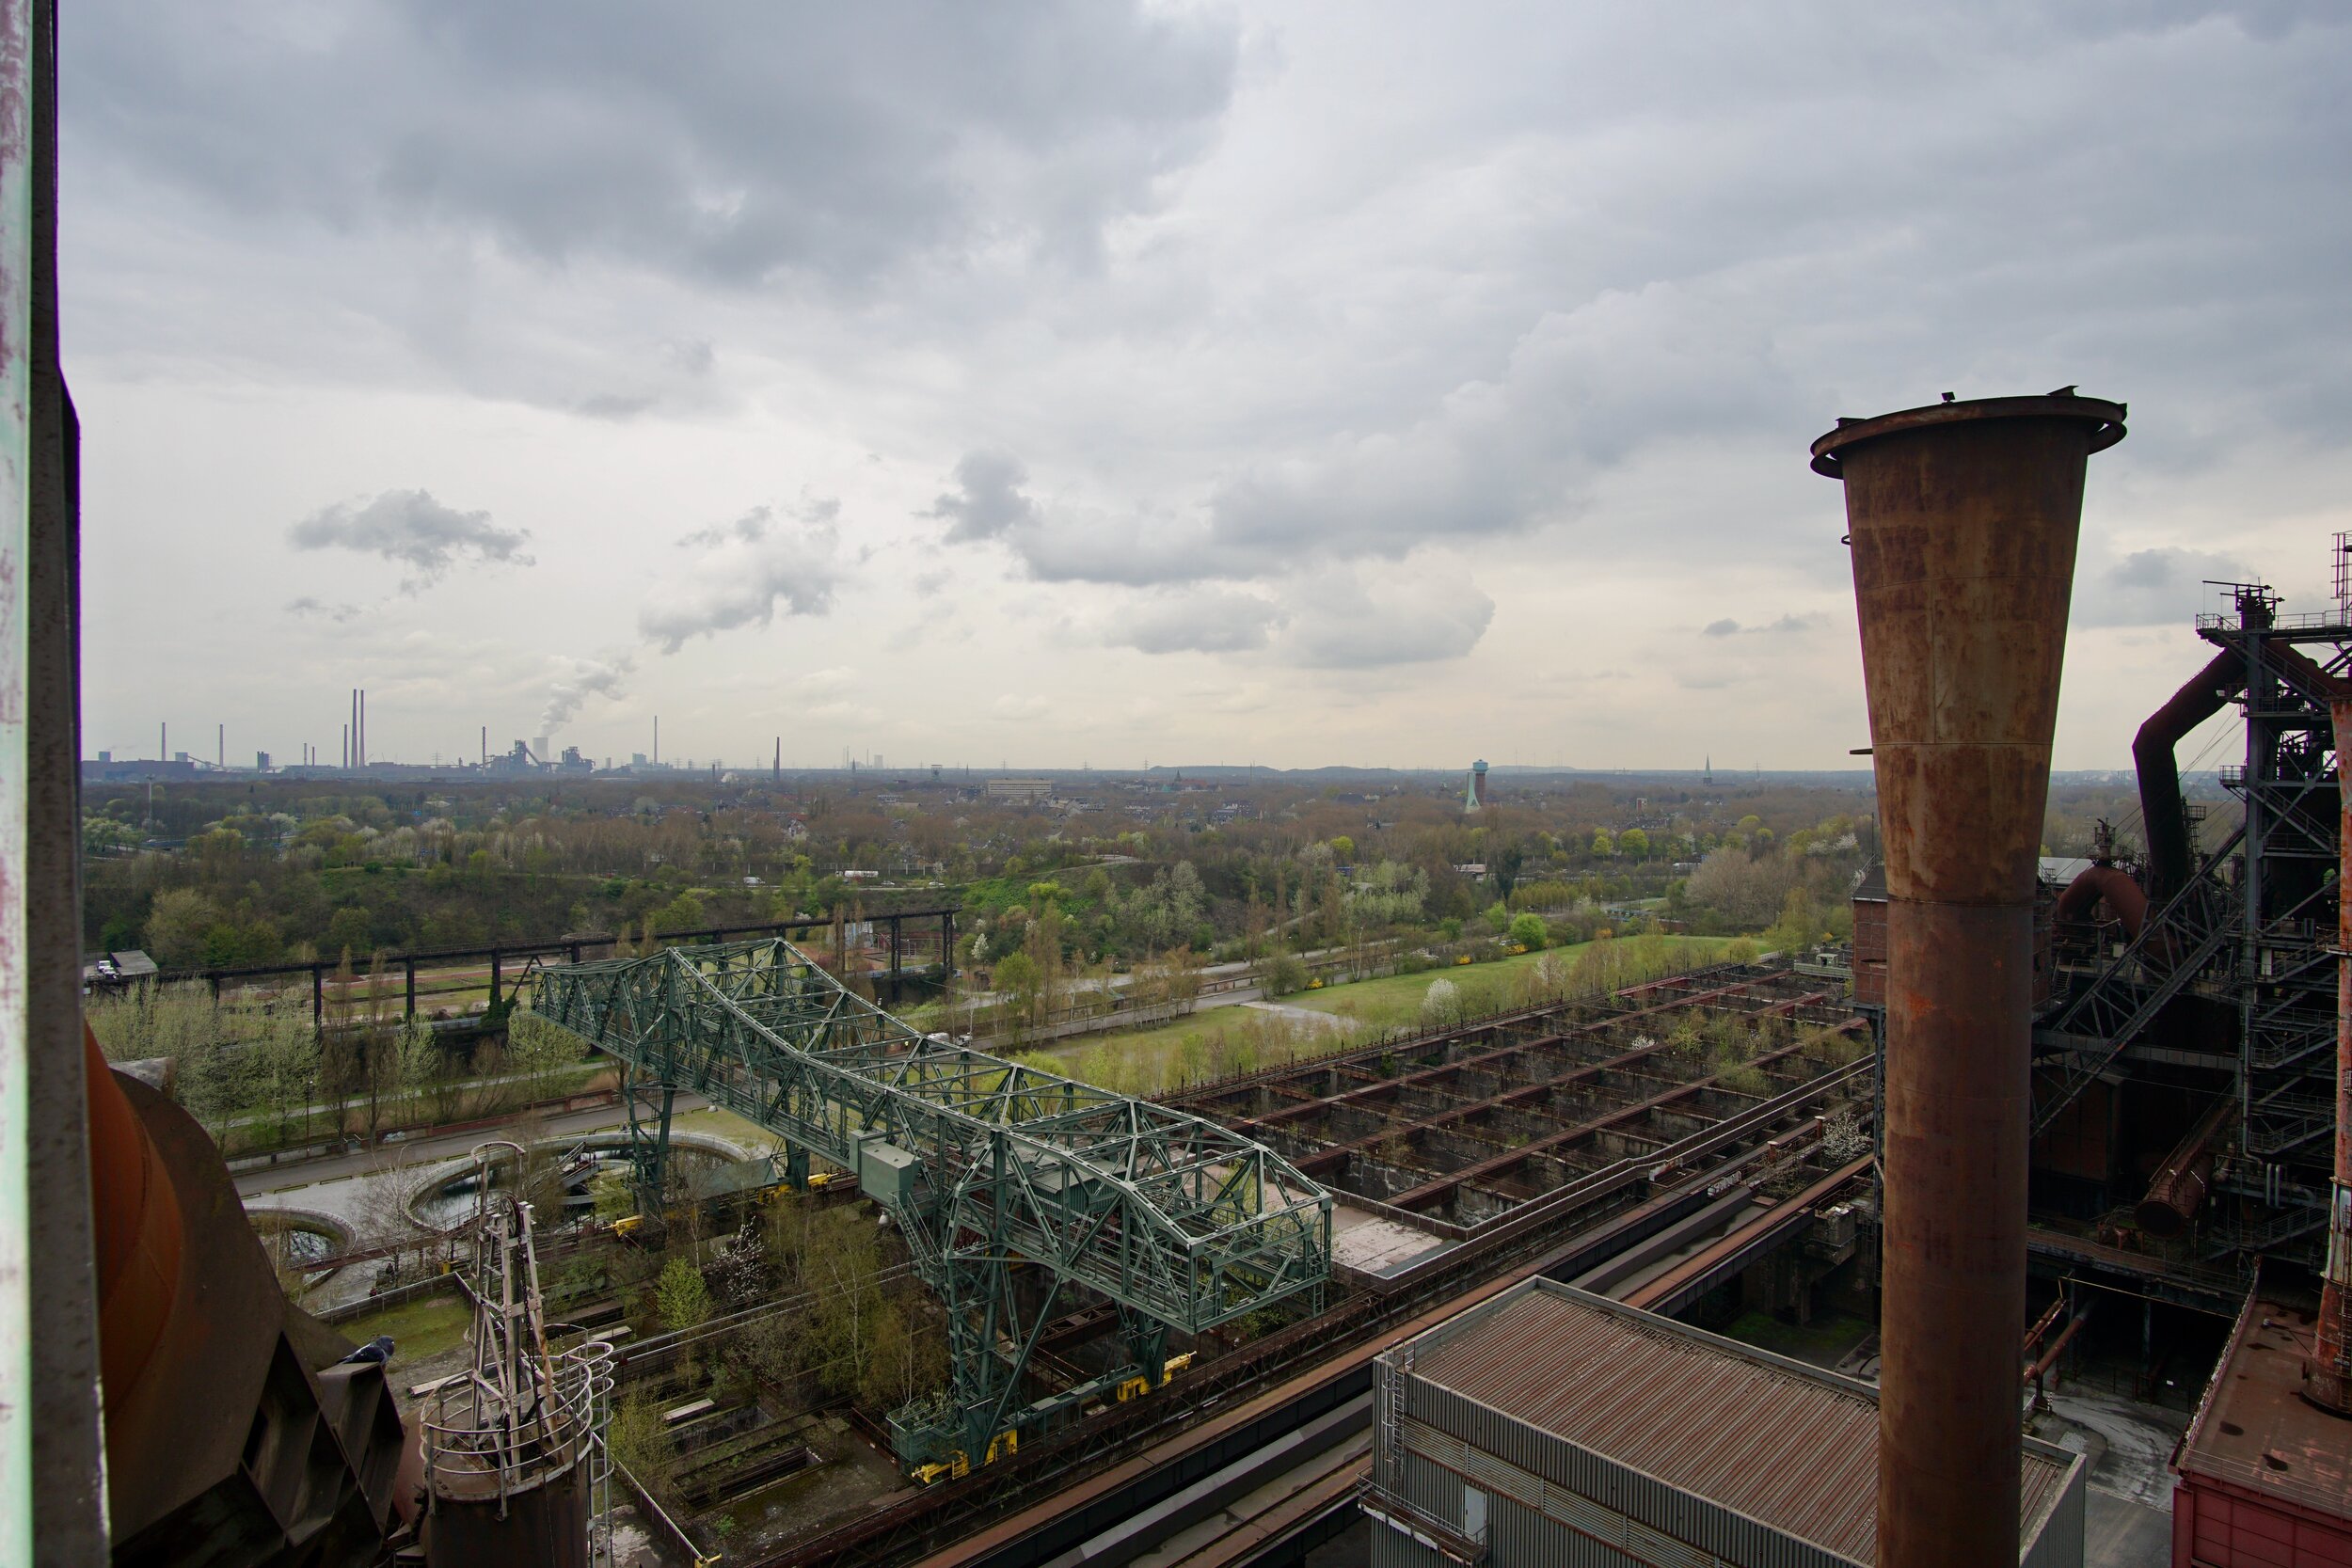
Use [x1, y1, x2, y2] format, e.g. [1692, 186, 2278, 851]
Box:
[2026, 1310, 2089, 1384]
[2312, 695, 2352, 1412]
[2134, 649, 2242, 904]
[2135, 1099, 2231, 1240]
[2023, 1297, 2066, 1356]
[2053, 864, 2149, 942]
[2026, 1310, 2090, 1412]
[1814, 390, 2123, 1568]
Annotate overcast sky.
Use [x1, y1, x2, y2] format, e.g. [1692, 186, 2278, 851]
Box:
[63, 1, 2352, 772]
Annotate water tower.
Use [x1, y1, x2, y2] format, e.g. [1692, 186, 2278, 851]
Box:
[1463, 758, 1489, 813]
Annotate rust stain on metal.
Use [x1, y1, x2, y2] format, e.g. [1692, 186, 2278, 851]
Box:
[2182, 1287, 2352, 1517]
[1813, 390, 2122, 1568]
[2136, 1100, 2232, 1240]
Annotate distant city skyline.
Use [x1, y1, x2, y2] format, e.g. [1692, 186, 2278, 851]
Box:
[66, 5, 2349, 775]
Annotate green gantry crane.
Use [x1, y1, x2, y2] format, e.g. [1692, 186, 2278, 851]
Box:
[532, 938, 1332, 1475]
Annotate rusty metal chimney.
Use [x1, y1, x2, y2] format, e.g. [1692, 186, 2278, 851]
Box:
[2312, 694, 2352, 1412]
[1812, 391, 2124, 1567]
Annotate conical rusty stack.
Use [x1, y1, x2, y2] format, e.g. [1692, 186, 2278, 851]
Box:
[1812, 392, 2125, 1568]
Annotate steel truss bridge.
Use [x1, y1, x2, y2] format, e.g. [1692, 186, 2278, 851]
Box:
[532, 938, 1332, 1473]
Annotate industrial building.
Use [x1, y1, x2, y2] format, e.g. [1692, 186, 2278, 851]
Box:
[1843, 548, 2352, 1295]
[2173, 1283, 2352, 1568]
[1363, 1278, 2086, 1568]
[982, 776, 1055, 802]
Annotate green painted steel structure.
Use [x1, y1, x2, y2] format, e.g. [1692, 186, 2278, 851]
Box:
[532, 938, 1332, 1470]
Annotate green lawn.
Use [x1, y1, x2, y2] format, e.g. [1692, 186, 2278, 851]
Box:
[336, 1290, 474, 1359]
[1279, 936, 1732, 1033]
[1015, 934, 1736, 1098]
[669, 1104, 785, 1151]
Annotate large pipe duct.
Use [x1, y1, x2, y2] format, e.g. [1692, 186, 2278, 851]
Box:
[2134, 650, 2242, 903]
[2312, 694, 2352, 1413]
[2135, 1100, 2231, 1240]
[2053, 864, 2149, 941]
[84, 1025, 409, 1564]
[1812, 390, 2124, 1568]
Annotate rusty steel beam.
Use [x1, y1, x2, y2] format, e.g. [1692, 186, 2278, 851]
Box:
[1377, 1025, 1860, 1210]
[1619, 1155, 1874, 1314]
[1168, 972, 1796, 1116]
[1813, 390, 2122, 1568]
[2311, 693, 2352, 1411]
[1286, 1034, 1704, 1178]
[1286, 1011, 1858, 1180]
[1223, 975, 1797, 1131]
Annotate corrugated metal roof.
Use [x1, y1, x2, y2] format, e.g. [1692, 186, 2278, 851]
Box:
[1403, 1280, 2071, 1565]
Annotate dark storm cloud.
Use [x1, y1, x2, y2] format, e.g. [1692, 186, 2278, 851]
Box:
[288, 489, 532, 590]
[68, 2, 1240, 290]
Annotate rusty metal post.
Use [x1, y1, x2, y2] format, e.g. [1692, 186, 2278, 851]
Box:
[1813, 392, 2124, 1568]
[2312, 696, 2352, 1411]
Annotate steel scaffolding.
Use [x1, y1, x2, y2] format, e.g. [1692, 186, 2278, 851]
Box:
[533, 938, 1332, 1473]
[2033, 578, 2352, 1264]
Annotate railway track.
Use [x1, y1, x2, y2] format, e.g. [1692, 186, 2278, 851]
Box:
[740, 1055, 1869, 1568]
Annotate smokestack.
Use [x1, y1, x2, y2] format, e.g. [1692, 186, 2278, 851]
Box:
[1812, 390, 2124, 1568]
[2314, 694, 2352, 1411]
[359, 688, 366, 768]
[481, 725, 486, 767]
[653, 715, 659, 767]
[158, 721, 165, 762]
[216, 723, 223, 768]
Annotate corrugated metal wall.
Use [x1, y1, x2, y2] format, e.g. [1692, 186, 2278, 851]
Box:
[2020, 1457, 2087, 1568]
[1368, 1353, 2087, 1568]
[1375, 1360, 1859, 1568]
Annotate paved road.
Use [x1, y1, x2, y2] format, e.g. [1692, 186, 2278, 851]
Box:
[2086, 1489, 2170, 1568]
[233, 1091, 716, 1197]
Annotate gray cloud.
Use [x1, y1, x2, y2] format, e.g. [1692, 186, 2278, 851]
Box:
[927, 451, 1039, 544]
[286, 596, 362, 624]
[2075, 546, 2257, 627]
[640, 499, 846, 652]
[288, 489, 532, 590]
[1279, 569, 1496, 669]
[71, 3, 1238, 292]
[1107, 588, 1287, 655]
[60, 3, 2352, 769]
[1703, 613, 1819, 637]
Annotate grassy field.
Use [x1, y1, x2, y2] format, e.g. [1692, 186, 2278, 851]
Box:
[1280, 936, 1733, 1033]
[336, 1290, 474, 1359]
[669, 1104, 785, 1150]
[1015, 934, 1736, 1099]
